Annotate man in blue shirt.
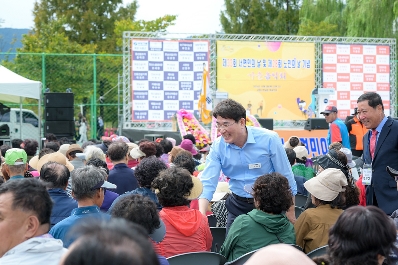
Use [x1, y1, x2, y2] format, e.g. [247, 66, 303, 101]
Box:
[39, 161, 78, 227]
[199, 99, 297, 231]
[50, 165, 114, 247]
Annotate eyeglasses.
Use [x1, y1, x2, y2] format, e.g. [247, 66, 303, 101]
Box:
[323, 113, 330, 117]
[215, 122, 237, 129]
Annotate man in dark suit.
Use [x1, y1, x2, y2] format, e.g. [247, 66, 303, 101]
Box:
[358, 92, 398, 215]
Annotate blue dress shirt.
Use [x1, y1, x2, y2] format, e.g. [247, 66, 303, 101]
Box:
[199, 126, 297, 201]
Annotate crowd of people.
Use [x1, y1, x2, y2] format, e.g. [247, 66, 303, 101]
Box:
[0, 92, 397, 265]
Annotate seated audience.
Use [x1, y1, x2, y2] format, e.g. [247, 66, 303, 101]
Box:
[210, 182, 230, 227]
[285, 148, 307, 196]
[284, 136, 301, 149]
[108, 156, 167, 212]
[45, 141, 60, 152]
[151, 167, 212, 257]
[0, 178, 67, 264]
[292, 146, 315, 180]
[111, 194, 169, 265]
[160, 139, 173, 165]
[328, 206, 396, 265]
[107, 142, 138, 195]
[2, 148, 28, 181]
[59, 218, 159, 265]
[65, 144, 84, 169]
[168, 146, 186, 166]
[39, 161, 77, 227]
[220, 173, 295, 262]
[50, 166, 113, 247]
[86, 158, 119, 212]
[23, 139, 39, 162]
[11, 138, 23, 148]
[294, 168, 347, 253]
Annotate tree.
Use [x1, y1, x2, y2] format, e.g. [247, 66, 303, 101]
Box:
[298, 0, 346, 36]
[33, 0, 138, 53]
[345, 0, 396, 38]
[220, 0, 299, 35]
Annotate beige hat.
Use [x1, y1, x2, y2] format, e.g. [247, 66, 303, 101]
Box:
[284, 136, 301, 149]
[65, 144, 83, 157]
[58, 144, 70, 156]
[188, 176, 204, 200]
[211, 182, 231, 202]
[36, 152, 75, 173]
[129, 147, 146, 159]
[127, 143, 139, 154]
[293, 146, 309, 161]
[304, 168, 347, 201]
[29, 155, 39, 169]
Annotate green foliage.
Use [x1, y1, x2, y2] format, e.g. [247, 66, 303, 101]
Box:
[298, 20, 340, 36]
[114, 15, 177, 48]
[220, 0, 299, 35]
[33, 0, 138, 53]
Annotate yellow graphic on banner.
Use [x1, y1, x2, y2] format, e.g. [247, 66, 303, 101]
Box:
[217, 41, 315, 120]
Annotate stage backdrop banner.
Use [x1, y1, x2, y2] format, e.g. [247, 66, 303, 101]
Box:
[216, 41, 315, 120]
[131, 39, 210, 121]
[323, 44, 390, 119]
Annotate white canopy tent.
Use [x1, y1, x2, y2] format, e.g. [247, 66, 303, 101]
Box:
[0, 65, 42, 141]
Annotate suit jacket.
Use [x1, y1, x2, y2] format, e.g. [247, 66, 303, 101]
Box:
[363, 117, 398, 214]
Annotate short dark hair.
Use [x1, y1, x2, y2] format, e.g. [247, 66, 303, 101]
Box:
[285, 148, 296, 166]
[111, 194, 161, 234]
[139, 141, 157, 157]
[134, 156, 167, 188]
[23, 139, 39, 156]
[213, 98, 246, 122]
[313, 192, 346, 209]
[152, 167, 193, 207]
[0, 178, 52, 225]
[154, 142, 164, 158]
[328, 206, 396, 265]
[183, 134, 196, 145]
[357, 92, 384, 111]
[39, 148, 55, 159]
[46, 133, 58, 142]
[63, 218, 159, 265]
[59, 137, 71, 145]
[0, 144, 11, 157]
[45, 141, 60, 152]
[288, 137, 300, 148]
[40, 161, 70, 189]
[160, 139, 173, 154]
[86, 158, 109, 175]
[173, 151, 196, 174]
[107, 142, 128, 161]
[11, 139, 23, 148]
[252, 173, 293, 214]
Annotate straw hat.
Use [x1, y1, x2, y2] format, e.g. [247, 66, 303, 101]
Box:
[36, 152, 74, 173]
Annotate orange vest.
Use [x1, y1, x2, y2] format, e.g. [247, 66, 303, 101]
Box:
[349, 116, 367, 150]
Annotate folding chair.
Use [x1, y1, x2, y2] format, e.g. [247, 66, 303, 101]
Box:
[224, 249, 258, 265]
[306, 245, 328, 259]
[210, 227, 226, 252]
[167, 251, 226, 265]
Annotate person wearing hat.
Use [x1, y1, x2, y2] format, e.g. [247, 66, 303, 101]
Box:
[2, 148, 28, 181]
[50, 165, 114, 247]
[220, 173, 295, 262]
[151, 167, 212, 258]
[291, 146, 315, 181]
[65, 144, 84, 170]
[110, 194, 169, 265]
[179, 139, 198, 156]
[321, 105, 350, 149]
[294, 168, 347, 253]
[345, 107, 367, 157]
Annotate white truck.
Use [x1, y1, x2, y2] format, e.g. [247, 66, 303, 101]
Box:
[0, 106, 40, 145]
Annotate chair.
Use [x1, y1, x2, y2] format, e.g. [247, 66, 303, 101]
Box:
[210, 227, 226, 252]
[207, 214, 218, 227]
[295, 206, 304, 219]
[167, 251, 226, 265]
[224, 249, 258, 265]
[290, 244, 303, 252]
[295, 194, 308, 208]
[306, 245, 328, 259]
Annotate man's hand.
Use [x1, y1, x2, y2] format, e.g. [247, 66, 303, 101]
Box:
[199, 198, 210, 216]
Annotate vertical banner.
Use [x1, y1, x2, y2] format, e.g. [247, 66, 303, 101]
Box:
[216, 41, 315, 120]
[131, 40, 210, 121]
[323, 44, 390, 119]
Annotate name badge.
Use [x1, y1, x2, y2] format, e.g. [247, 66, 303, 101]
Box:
[362, 163, 372, 186]
[249, 163, 261, 169]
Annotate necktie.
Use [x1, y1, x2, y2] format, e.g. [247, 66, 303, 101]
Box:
[370, 129, 378, 159]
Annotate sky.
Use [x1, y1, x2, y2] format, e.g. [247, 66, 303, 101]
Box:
[0, 0, 224, 34]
